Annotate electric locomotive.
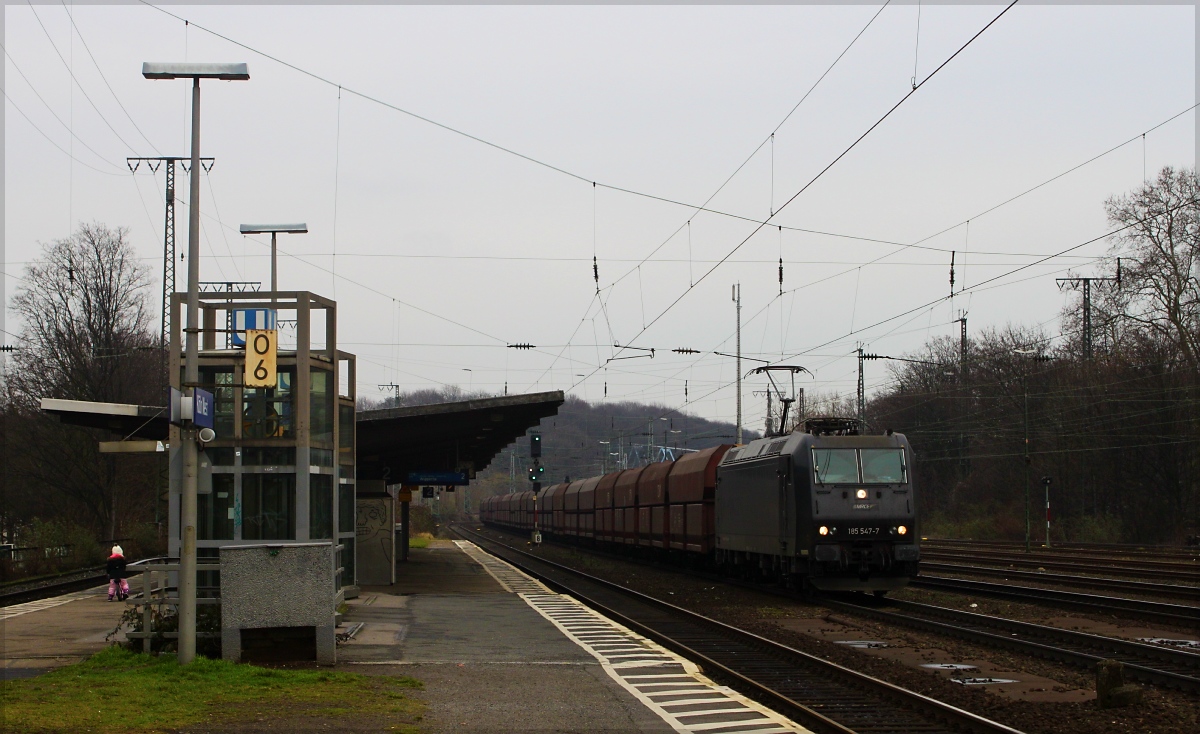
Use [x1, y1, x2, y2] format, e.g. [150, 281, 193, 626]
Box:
[480, 418, 919, 594]
[714, 418, 918, 592]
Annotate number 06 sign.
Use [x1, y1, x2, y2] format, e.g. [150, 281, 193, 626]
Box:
[244, 329, 278, 388]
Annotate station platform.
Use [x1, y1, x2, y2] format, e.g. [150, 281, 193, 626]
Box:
[343, 538, 810, 733]
[1, 586, 126, 680]
[1, 541, 810, 733]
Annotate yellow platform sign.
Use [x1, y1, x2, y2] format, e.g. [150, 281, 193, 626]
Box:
[244, 329, 278, 388]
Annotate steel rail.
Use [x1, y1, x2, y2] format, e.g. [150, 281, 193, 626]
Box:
[917, 562, 1200, 600]
[455, 524, 1024, 734]
[911, 576, 1199, 627]
[0, 560, 161, 607]
[0, 571, 109, 606]
[825, 597, 1200, 693]
[922, 539, 1200, 560]
[920, 552, 1199, 581]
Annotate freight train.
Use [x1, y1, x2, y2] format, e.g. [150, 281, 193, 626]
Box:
[480, 419, 920, 594]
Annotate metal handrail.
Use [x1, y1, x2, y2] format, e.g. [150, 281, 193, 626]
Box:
[125, 560, 220, 652]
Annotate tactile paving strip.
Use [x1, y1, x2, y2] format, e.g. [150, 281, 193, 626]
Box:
[0, 588, 101, 621]
[455, 540, 810, 734]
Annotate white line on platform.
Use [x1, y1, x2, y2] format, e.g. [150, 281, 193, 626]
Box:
[345, 660, 598, 665]
[0, 588, 101, 621]
[454, 539, 813, 734]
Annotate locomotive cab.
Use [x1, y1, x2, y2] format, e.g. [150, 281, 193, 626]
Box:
[715, 428, 919, 593]
[801, 432, 919, 591]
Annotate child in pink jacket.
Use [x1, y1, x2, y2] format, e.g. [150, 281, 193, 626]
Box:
[106, 545, 129, 601]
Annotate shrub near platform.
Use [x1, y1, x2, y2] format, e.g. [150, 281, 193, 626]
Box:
[2, 646, 424, 734]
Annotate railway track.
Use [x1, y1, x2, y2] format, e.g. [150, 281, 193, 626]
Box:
[476, 526, 1200, 696]
[453, 525, 1023, 734]
[827, 596, 1200, 693]
[0, 569, 109, 607]
[910, 576, 1199, 628]
[0, 560, 155, 608]
[923, 539, 1200, 562]
[919, 551, 1199, 584]
[917, 562, 1200, 601]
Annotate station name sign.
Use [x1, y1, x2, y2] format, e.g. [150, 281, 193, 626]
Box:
[405, 471, 468, 486]
[169, 387, 215, 429]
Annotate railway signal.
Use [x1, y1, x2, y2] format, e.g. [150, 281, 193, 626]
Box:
[1042, 476, 1053, 548]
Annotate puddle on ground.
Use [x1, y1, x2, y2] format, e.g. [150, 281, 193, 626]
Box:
[835, 640, 888, 648]
[1138, 638, 1200, 651]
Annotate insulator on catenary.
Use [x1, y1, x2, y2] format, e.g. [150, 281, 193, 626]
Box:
[949, 250, 956, 297]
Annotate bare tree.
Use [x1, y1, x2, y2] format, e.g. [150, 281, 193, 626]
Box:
[1100, 167, 1200, 370]
[8, 222, 158, 406]
[3, 223, 161, 540]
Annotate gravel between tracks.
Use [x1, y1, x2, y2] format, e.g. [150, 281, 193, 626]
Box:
[473, 529, 1200, 734]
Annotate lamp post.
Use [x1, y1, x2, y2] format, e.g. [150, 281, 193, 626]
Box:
[1014, 348, 1049, 554]
[143, 62, 249, 665]
[1023, 373, 1031, 553]
[238, 224, 307, 303]
[1041, 476, 1053, 548]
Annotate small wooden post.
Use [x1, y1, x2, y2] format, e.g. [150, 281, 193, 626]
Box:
[142, 570, 152, 653]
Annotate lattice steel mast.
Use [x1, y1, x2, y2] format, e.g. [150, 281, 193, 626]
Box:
[127, 156, 213, 393]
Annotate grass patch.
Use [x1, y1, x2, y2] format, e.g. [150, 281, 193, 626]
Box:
[2, 646, 423, 734]
[408, 532, 435, 549]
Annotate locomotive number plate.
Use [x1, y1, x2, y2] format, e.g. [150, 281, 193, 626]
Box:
[847, 526, 881, 536]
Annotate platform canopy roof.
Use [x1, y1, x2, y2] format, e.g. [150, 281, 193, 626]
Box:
[40, 398, 170, 440]
[356, 391, 564, 482]
[40, 391, 564, 482]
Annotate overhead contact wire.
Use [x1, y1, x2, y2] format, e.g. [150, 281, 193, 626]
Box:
[578, 1, 1020, 391]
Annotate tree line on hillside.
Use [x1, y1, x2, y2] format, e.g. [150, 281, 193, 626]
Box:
[869, 168, 1199, 544]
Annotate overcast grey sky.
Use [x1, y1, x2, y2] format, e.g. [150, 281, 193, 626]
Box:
[3, 3, 1195, 430]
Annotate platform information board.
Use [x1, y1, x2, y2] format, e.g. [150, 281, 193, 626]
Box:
[406, 471, 468, 485]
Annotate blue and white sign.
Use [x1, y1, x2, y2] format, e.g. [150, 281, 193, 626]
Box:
[231, 308, 277, 347]
[192, 388, 215, 429]
[406, 471, 469, 486]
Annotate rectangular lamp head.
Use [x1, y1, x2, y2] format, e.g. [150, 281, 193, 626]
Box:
[142, 62, 249, 80]
[239, 224, 308, 234]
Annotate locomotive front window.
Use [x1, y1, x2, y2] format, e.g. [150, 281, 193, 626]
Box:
[861, 449, 906, 484]
[812, 449, 859, 484]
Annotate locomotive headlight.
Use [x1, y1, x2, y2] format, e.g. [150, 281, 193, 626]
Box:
[855, 489, 868, 500]
[897, 525, 908, 536]
[818, 526, 829, 536]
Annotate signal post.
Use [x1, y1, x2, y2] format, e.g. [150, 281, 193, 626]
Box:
[529, 432, 543, 544]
